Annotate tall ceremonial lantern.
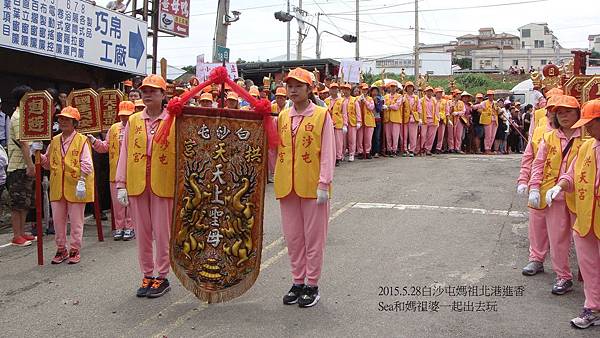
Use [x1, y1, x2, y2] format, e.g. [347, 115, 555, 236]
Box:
[157, 66, 277, 303]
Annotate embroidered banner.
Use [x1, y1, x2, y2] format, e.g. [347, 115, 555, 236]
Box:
[67, 88, 102, 134]
[171, 106, 266, 303]
[99, 89, 124, 132]
[19, 91, 54, 141]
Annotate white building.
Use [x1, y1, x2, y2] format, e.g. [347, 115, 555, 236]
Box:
[517, 23, 560, 49]
[588, 34, 600, 52]
[372, 52, 452, 76]
[470, 48, 572, 71]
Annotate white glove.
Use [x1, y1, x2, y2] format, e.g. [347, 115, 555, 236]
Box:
[418, 120, 423, 126]
[356, 122, 362, 129]
[316, 189, 329, 204]
[75, 179, 86, 199]
[117, 188, 129, 207]
[516, 184, 528, 196]
[382, 104, 388, 110]
[87, 134, 96, 144]
[546, 185, 562, 207]
[528, 189, 540, 208]
[31, 141, 44, 151]
[342, 126, 348, 134]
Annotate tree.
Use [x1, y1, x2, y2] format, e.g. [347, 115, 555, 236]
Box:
[590, 51, 600, 67]
[236, 58, 247, 64]
[182, 65, 196, 74]
[453, 58, 472, 70]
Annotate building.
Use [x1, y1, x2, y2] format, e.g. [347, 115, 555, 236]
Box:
[517, 23, 560, 49]
[371, 52, 452, 76]
[455, 28, 520, 57]
[588, 34, 600, 52]
[470, 48, 572, 71]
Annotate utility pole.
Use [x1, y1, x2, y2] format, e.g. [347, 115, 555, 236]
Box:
[151, 0, 158, 73]
[355, 0, 359, 60]
[213, 0, 230, 62]
[413, 0, 419, 79]
[287, 0, 291, 61]
[297, 0, 303, 60]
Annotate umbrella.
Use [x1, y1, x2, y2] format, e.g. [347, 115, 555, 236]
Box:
[371, 78, 402, 89]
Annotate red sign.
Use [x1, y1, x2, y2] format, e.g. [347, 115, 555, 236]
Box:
[67, 89, 102, 134]
[99, 89, 124, 132]
[19, 91, 53, 141]
[158, 0, 190, 37]
[582, 76, 600, 102]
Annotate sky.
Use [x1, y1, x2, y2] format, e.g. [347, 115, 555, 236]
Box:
[152, 0, 600, 68]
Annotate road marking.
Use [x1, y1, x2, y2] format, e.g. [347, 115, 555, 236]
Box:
[0, 243, 12, 249]
[353, 202, 526, 218]
[149, 201, 355, 338]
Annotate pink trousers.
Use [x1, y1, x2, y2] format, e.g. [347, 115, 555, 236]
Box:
[484, 121, 498, 151]
[544, 199, 574, 280]
[527, 208, 549, 262]
[51, 199, 85, 251]
[420, 123, 437, 153]
[573, 231, 600, 310]
[357, 126, 374, 154]
[385, 123, 401, 152]
[110, 182, 133, 230]
[446, 123, 455, 150]
[334, 129, 344, 160]
[402, 122, 419, 153]
[436, 123, 446, 151]
[279, 192, 330, 286]
[348, 126, 358, 156]
[129, 187, 173, 278]
[268, 148, 277, 176]
[452, 122, 464, 151]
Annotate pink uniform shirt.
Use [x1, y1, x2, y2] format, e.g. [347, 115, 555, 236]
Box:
[41, 132, 93, 176]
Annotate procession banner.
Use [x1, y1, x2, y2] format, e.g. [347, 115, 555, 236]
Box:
[98, 89, 124, 132]
[196, 62, 238, 82]
[581, 76, 600, 102]
[67, 88, 101, 133]
[171, 106, 266, 303]
[338, 59, 363, 83]
[564, 75, 592, 103]
[19, 90, 53, 141]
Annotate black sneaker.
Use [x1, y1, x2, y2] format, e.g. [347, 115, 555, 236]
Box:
[283, 284, 305, 305]
[298, 285, 320, 308]
[335, 160, 340, 167]
[136, 276, 155, 297]
[146, 278, 171, 298]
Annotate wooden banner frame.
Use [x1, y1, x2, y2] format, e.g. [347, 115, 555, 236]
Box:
[171, 106, 266, 303]
[67, 89, 102, 134]
[564, 75, 593, 103]
[98, 89, 124, 132]
[581, 75, 600, 103]
[19, 91, 53, 142]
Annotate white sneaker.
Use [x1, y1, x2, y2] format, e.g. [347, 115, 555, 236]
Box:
[349, 155, 354, 162]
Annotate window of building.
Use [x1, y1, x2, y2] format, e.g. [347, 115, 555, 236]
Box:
[513, 60, 519, 65]
[522, 41, 525, 48]
[534, 40, 544, 48]
[540, 59, 547, 65]
[521, 29, 531, 38]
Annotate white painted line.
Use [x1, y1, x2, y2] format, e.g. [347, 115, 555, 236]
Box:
[263, 236, 284, 252]
[0, 243, 12, 249]
[354, 203, 526, 218]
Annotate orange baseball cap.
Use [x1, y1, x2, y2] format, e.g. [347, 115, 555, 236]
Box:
[140, 74, 167, 91]
[486, 89, 495, 96]
[134, 99, 145, 108]
[424, 86, 433, 92]
[340, 83, 351, 89]
[249, 86, 260, 97]
[226, 92, 239, 101]
[386, 82, 398, 88]
[199, 92, 213, 102]
[404, 81, 414, 88]
[275, 87, 287, 97]
[545, 87, 564, 99]
[284, 67, 312, 85]
[551, 95, 580, 112]
[434, 87, 443, 93]
[361, 83, 369, 89]
[573, 99, 600, 128]
[320, 87, 330, 94]
[329, 83, 339, 89]
[118, 101, 135, 116]
[476, 93, 484, 98]
[452, 88, 461, 95]
[56, 106, 81, 121]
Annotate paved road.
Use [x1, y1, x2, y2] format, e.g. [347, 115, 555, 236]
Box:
[0, 154, 597, 337]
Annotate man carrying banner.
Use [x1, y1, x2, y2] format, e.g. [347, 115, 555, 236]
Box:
[275, 67, 335, 308]
[37, 107, 95, 264]
[115, 74, 175, 298]
[89, 101, 135, 241]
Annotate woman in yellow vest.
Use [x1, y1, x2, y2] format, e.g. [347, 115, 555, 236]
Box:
[326, 83, 347, 166]
[547, 99, 600, 329]
[38, 106, 94, 265]
[115, 74, 176, 298]
[345, 85, 362, 162]
[89, 101, 135, 241]
[419, 86, 438, 156]
[434, 88, 448, 154]
[383, 82, 402, 156]
[528, 95, 582, 295]
[357, 85, 377, 159]
[517, 96, 557, 276]
[447, 90, 466, 153]
[269, 87, 288, 182]
[274, 67, 335, 308]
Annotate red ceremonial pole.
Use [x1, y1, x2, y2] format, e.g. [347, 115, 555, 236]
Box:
[34, 151, 44, 265]
[93, 182, 104, 242]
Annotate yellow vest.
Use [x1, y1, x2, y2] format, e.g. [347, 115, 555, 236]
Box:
[384, 93, 402, 123]
[420, 97, 438, 126]
[347, 96, 359, 127]
[108, 122, 122, 182]
[126, 113, 176, 198]
[479, 100, 496, 125]
[363, 97, 376, 127]
[451, 100, 466, 125]
[529, 130, 581, 210]
[437, 98, 447, 125]
[49, 133, 95, 203]
[572, 139, 600, 239]
[534, 108, 547, 128]
[531, 116, 548, 156]
[271, 103, 284, 114]
[274, 106, 329, 199]
[328, 98, 344, 129]
[403, 94, 420, 123]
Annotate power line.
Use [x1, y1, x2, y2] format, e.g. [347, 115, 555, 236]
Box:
[312, 1, 346, 36]
[326, 15, 459, 38]
[323, 0, 549, 15]
[332, 0, 417, 15]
